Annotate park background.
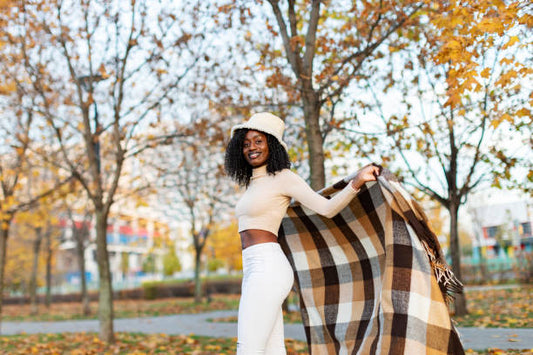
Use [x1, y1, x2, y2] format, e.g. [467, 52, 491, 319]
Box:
[0, 0, 531, 353]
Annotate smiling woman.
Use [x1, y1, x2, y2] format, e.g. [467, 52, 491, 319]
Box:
[224, 112, 380, 354]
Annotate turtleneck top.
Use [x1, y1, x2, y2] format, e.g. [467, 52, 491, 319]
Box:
[235, 165, 359, 236]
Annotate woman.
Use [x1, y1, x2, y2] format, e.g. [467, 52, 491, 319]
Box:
[225, 112, 380, 354]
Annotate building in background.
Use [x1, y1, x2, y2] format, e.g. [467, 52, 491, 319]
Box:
[470, 199, 533, 261]
[56, 214, 174, 292]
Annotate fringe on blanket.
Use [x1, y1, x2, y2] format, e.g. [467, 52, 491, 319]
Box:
[378, 169, 464, 303]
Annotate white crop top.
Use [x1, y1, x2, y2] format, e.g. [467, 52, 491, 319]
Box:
[235, 165, 359, 236]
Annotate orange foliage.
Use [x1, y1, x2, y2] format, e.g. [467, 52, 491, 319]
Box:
[207, 222, 242, 272]
[429, 1, 529, 108]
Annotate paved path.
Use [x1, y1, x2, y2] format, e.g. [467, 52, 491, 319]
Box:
[2, 311, 533, 351]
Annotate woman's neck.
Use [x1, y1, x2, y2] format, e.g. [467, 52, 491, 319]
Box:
[251, 164, 268, 179]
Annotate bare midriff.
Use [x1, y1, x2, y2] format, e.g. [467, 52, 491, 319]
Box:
[240, 229, 278, 249]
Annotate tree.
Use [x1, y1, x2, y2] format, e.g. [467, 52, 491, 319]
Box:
[4, 143, 65, 314]
[207, 222, 242, 272]
[0, 60, 68, 332]
[215, 0, 426, 188]
[64, 198, 93, 316]
[142, 254, 156, 274]
[162, 241, 181, 277]
[348, 0, 531, 315]
[22, 208, 55, 315]
[27, 173, 62, 311]
[4, 230, 33, 295]
[149, 119, 234, 303]
[7, 214, 44, 315]
[4, 0, 208, 341]
[51, 175, 94, 316]
[120, 252, 129, 280]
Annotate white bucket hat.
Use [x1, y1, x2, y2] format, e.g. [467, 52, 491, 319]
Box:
[231, 112, 288, 151]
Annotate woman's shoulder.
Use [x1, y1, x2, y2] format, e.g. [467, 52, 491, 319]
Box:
[275, 168, 304, 182]
[266, 168, 292, 181]
[275, 168, 293, 176]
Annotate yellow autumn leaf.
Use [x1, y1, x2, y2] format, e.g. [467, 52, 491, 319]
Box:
[502, 35, 519, 49]
[0, 81, 17, 95]
[516, 108, 530, 117]
[499, 57, 513, 66]
[445, 39, 462, 50]
[97, 63, 109, 79]
[478, 17, 504, 34]
[490, 119, 502, 129]
[136, 199, 149, 208]
[479, 67, 491, 79]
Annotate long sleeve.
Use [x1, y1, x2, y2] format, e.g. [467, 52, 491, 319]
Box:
[281, 170, 359, 218]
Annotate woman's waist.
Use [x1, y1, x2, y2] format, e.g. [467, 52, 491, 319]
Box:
[240, 229, 278, 249]
[237, 215, 283, 237]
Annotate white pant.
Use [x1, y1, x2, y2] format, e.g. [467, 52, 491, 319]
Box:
[237, 242, 294, 355]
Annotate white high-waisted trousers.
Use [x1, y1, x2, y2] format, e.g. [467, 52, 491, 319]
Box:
[237, 242, 294, 355]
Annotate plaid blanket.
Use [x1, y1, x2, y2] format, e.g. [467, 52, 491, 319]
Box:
[278, 170, 464, 354]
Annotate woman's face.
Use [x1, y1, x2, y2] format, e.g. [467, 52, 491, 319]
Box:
[243, 130, 269, 167]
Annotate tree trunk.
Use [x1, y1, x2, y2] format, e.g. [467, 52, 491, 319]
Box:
[194, 246, 203, 303]
[449, 202, 467, 316]
[302, 90, 326, 190]
[30, 228, 43, 315]
[0, 223, 11, 334]
[45, 227, 52, 308]
[75, 226, 91, 315]
[95, 209, 114, 342]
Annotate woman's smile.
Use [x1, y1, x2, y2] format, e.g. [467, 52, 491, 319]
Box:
[248, 151, 262, 160]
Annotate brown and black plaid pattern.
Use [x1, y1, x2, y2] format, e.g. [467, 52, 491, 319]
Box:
[278, 171, 464, 354]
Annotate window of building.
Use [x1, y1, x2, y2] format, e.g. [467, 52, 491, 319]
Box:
[487, 226, 499, 238]
[521, 222, 531, 236]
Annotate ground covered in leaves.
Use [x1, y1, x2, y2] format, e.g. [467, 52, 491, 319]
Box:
[3, 294, 241, 322]
[4, 285, 532, 328]
[210, 285, 533, 329]
[454, 285, 532, 328]
[465, 351, 532, 355]
[0, 333, 531, 355]
[2, 285, 531, 354]
[0, 332, 308, 354]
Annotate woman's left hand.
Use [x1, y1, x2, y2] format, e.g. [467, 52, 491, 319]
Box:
[351, 164, 382, 190]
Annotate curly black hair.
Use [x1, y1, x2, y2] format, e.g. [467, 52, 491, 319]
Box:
[224, 128, 291, 187]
